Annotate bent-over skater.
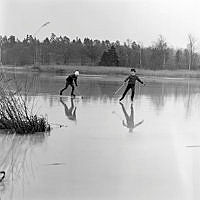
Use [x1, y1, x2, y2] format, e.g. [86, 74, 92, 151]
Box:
[60, 71, 80, 97]
[119, 68, 145, 102]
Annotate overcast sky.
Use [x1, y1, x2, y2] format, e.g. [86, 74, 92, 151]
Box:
[0, 0, 200, 48]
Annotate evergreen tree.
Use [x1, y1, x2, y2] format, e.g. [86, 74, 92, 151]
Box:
[99, 46, 119, 66]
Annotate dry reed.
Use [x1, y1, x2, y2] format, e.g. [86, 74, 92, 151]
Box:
[0, 74, 50, 134]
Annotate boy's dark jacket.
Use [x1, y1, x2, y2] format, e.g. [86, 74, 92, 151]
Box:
[124, 75, 143, 85]
[66, 74, 78, 86]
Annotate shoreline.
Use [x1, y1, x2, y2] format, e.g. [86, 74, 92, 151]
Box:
[1, 65, 200, 78]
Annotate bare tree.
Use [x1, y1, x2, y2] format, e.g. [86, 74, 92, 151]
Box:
[138, 41, 143, 67]
[154, 35, 167, 68]
[187, 34, 197, 70]
[126, 39, 132, 48]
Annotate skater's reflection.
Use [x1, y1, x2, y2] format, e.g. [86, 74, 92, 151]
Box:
[120, 102, 144, 132]
[60, 97, 77, 121]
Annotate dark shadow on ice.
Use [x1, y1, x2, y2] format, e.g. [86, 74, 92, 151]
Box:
[60, 97, 77, 121]
[0, 171, 5, 182]
[120, 102, 144, 132]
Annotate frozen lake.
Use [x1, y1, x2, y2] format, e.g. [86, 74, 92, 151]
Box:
[1, 71, 200, 200]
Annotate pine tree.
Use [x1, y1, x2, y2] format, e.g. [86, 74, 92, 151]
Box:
[99, 46, 119, 66]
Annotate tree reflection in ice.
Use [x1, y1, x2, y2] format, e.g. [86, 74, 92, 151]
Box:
[0, 131, 49, 199]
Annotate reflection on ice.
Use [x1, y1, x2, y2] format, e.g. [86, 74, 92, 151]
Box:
[60, 97, 77, 121]
[119, 102, 144, 132]
[1, 71, 200, 200]
[0, 132, 48, 199]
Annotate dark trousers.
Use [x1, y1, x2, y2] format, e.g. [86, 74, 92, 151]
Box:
[120, 84, 135, 101]
[60, 81, 75, 95]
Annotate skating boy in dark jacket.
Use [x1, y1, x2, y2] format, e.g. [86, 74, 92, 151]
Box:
[119, 68, 145, 101]
[60, 71, 79, 97]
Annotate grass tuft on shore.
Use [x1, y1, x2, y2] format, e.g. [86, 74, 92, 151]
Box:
[0, 74, 50, 134]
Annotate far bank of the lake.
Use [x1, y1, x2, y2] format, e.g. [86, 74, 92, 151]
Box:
[2, 65, 200, 78]
[32, 65, 200, 78]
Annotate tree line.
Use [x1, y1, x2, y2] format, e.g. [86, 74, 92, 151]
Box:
[0, 33, 199, 70]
